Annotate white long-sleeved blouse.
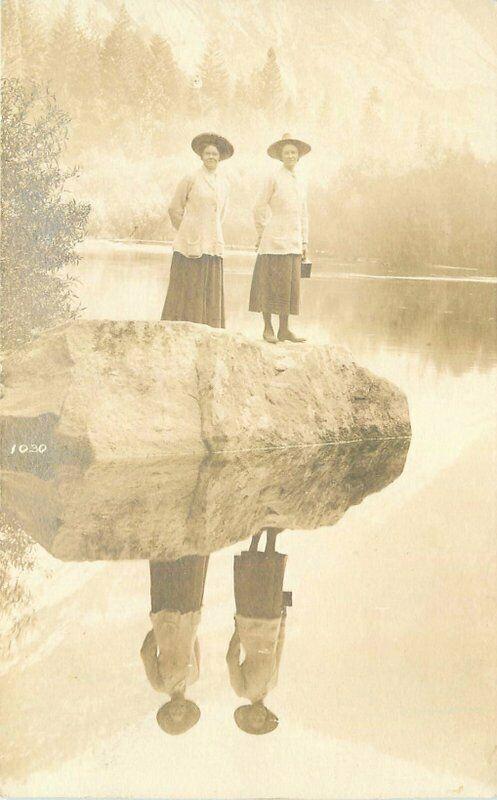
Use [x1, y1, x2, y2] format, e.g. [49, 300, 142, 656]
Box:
[140, 609, 201, 695]
[168, 165, 229, 258]
[225, 613, 286, 704]
[254, 166, 308, 255]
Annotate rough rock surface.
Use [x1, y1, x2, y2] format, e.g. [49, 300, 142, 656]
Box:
[1, 439, 410, 561]
[1, 320, 410, 458]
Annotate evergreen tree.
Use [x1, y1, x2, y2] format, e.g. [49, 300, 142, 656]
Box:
[132, 38, 157, 119]
[44, 1, 80, 111]
[247, 65, 264, 110]
[258, 47, 285, 115]
[74, 27, 102, 113]
[1, 0, 23, 80]
[100, 4, 141, 116]
[149, 34, 182, 111]
[17, 0, 46, 82]
[199, 36, 230, 111]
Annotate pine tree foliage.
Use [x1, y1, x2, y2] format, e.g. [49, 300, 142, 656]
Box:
[0, 3, 494, 275]
[258, 47, 285, 115]
[44, 1, 80, 110]
[17, 0, 46, 82]
[1, 0, 23, 79]
[149, 34, 182, 111]
[199, 36, 230, 110]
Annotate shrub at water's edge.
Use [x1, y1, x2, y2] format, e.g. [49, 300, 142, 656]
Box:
[0, 513, 35, 657]
[1, 78, 91, 351]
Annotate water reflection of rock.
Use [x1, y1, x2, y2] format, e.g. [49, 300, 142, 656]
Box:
[2, 438, 409, 562]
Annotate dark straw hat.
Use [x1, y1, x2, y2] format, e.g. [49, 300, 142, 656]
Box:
[234, 704, 279, 735]
[267, 132, 311, 160]
[156, 699, 200, 735]
[191, 132, 234, 160]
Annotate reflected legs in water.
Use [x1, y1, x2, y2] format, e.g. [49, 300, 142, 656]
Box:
[149, 556, 209, 613]
[249, 526, 281, 553]
[141, 556, 209, 735]
[227, 528, 291, 735]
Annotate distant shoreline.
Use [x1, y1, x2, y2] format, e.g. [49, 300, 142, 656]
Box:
[77, 238, 497, 285]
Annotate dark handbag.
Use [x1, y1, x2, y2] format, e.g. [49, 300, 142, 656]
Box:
[301, 259, 312, 278]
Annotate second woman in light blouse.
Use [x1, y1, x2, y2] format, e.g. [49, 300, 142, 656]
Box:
[249, 133, 311, 343]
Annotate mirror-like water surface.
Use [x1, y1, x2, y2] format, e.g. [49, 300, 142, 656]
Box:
[1, 242, 496, 798]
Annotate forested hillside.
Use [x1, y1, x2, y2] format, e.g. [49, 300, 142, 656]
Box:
[2, 0, 496, 272]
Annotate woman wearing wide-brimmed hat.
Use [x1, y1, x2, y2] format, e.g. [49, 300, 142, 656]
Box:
[226, 528, 291, 735]
[161, 132, 234, 328]
[140, 555, 209, 735]
[249, 133, 311, 343]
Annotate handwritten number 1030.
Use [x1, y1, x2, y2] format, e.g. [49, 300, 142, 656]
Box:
[10, 444, 47, 454]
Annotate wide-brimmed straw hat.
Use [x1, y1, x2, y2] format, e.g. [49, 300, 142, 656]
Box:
[234, 704, 279, 735]
[156, 699, 200, 735]
[267, 132, 311, 160]
[191, 132, 234, 160]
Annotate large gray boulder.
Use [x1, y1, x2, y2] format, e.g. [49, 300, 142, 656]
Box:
[1, 320, 410, 458]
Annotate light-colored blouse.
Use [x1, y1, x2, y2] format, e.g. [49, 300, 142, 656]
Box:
[168, 165, 229, 258]
[226, 613, 286, 703]
[140, 609, 201, 695]
[254, 166, 308, 255]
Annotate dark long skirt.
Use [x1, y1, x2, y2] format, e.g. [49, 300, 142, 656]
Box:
[249, 253, 301, 316]
[150, 556, 209, 614]
[161, 251, 225, 328]
[234, 551, 287, 619]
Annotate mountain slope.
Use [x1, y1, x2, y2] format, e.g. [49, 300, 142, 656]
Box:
[29, 0, 497, 157]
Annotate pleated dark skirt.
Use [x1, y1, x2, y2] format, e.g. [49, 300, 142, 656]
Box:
[149, 556, 209, 614]
[234, 551, 287, 619]
[161, 251, 225, 328]
[249, 253, 301, 316]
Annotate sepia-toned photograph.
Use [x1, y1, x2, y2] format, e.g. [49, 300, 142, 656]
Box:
[1, 0, 496, 798]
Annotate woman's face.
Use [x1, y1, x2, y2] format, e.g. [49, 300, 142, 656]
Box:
[281, 143, 299, 169]
[202, 144, 220, 171]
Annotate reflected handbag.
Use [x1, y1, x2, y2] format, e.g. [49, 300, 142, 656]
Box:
[301, 259, 312, 278]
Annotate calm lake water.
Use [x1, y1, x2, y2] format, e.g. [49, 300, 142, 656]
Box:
[1, 240, 496, 798]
